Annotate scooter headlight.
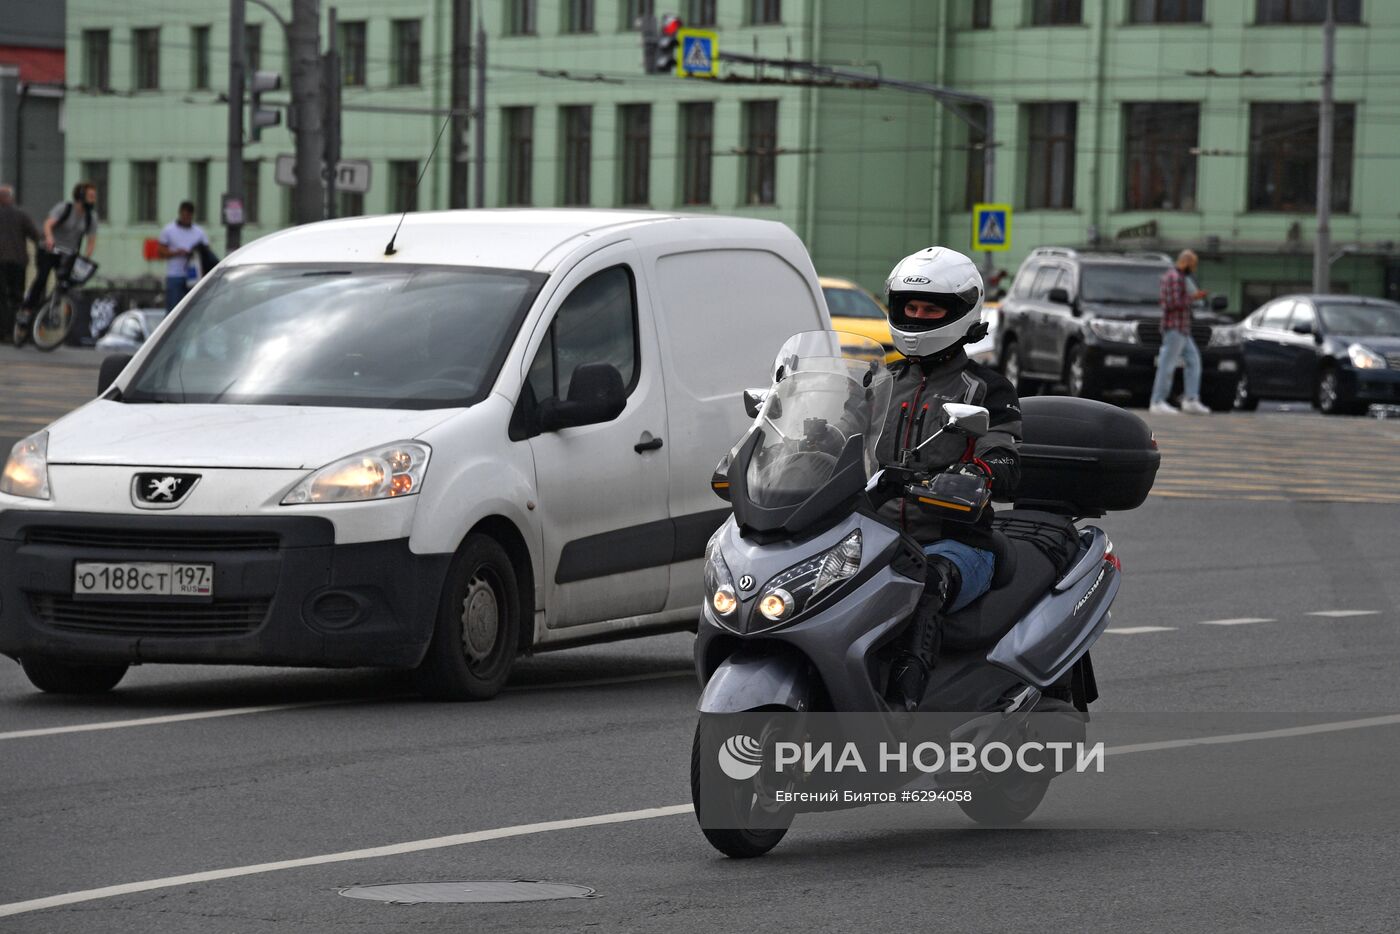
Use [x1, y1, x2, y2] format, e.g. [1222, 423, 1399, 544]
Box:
[752, 529, 862, 631]
[704, 537, 738, 618]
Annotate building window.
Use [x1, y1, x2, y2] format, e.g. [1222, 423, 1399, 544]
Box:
[750, 0, 781, 24]
[132, 161, 159, 223]
[245, 23, 263, 72]
[391, 19, 422, 86]
[507, 0, 537, 35]
[687, 0, 717, 26]
[1122, 102, 1199, 210]
[133, 28, 160, 90]
[1129, 0, 1204, 21]
[680, 102, 714, 205]
[190, 160, 209, 222]
[1024, 102, 1077, 209]
[503, 106, 535, 205]
[619, 104, 651, 206]
[243, 160, 261, 224]
[83, 30, 110, 91]
[1256, 0, 1361, 23]
[744, 100, 779, 206]
[565, 0, 595, 33]
[81, 161, 109, 218]
[623, 0, 655, 28]
[963, 104, 989, 210]
[191, 26, 210, 89]
[338, 191, 365, 217]
[972, 0, 992, 27]
[562, 106, 593, 206]
[340, 21, 367, 86]
[390, 160, 419, 213]
[1248, 102, 1354, 212]
[1031, 0, 1083, 25]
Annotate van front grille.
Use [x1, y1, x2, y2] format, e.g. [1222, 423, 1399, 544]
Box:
[30, 595, 270, 637]
[25, 527, 280, 552]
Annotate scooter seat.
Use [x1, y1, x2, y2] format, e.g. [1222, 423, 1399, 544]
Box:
[940, 537, 1058, 653]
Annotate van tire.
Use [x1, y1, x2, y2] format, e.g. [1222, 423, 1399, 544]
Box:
[413, 534, 521, 701]
[21, 656, 128, 694]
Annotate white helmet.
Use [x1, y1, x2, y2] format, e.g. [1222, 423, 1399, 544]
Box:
[883, 247, 985, 359]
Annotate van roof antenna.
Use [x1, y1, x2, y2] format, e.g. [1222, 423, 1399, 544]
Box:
[384, 112, 454, 256]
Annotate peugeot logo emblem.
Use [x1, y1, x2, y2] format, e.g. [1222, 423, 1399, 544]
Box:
[738, 574, 756, 592]
[131, 472, 201, 510]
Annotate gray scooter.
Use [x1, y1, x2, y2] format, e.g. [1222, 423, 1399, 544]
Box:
[691, 332, 1158, 858]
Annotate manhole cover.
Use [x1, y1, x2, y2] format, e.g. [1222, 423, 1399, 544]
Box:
[340, 881, 596, 904]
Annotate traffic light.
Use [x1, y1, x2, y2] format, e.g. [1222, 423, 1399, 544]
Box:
[248, 69, 282, 141]
[653, 14, 682, 75]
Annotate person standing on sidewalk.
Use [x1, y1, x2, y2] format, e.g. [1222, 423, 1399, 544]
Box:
[1150, 249, 1210, 415]
[0, 184, 39, 343]
[156, 201, 210, 310]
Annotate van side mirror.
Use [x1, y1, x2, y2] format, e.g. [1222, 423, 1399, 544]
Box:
[941, 402, 990, 438]
[742, 388, 768, 419]
[1047, 287, 1070, 305]
[538, 363, 627, 432]
[98, 354, 133, 396]
[1211, 295, 1229, 312]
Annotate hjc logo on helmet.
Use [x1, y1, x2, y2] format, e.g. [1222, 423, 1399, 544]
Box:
[902, 276, 931, 285]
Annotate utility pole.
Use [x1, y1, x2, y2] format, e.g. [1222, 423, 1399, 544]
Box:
[289, 0, 323, 224]
[1313, 0, 1336, 294]
[225, 0, 246, 250]
[323, 6, 341, 219]
[449, 0, 471, 208]
[473, 13, 486, 208]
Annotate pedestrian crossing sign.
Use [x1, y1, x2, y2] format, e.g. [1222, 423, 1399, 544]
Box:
[677, 29, 719, 78]
[972, 203, 1011, 252]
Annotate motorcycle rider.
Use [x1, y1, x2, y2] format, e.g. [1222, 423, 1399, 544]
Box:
[875, 247, 1022, 710]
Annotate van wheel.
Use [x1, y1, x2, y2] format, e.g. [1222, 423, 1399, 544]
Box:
[413, 534, 520, 701]
[1065, 344, 1101, 400]
[21, 656, 128, 694]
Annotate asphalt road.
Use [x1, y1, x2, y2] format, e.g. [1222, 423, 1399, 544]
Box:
[2, 349, 1399, 931]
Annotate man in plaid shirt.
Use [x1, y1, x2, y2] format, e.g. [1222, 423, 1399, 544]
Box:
[1150, 249, 1210, 415]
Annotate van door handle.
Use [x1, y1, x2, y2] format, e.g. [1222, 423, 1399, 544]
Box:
[634, 434, 664, 453]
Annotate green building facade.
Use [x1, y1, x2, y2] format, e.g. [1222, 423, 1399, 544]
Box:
[65, 0, 1400, 311]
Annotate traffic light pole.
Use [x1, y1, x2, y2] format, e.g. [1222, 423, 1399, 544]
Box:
[289, 0, 324, 225]
[1313, 0, 1335, 294]
[225, 0, 246, 250]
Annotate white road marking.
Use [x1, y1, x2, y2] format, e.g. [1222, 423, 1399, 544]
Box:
[5, 714, 1400, 918]
[1105, 626, 1176, 634]
[0, 671, 694, 742]
[1307, 610, 1381, 618]
[1198, 617, 1275, 626]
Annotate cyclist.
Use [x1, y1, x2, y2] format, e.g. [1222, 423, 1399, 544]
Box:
[18, 181, 100, 332]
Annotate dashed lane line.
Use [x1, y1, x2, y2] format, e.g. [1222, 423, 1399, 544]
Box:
[1198, 618, 1276, 626]
[1307, 610, 1381, 618]
[1105, 626, 1177, 634]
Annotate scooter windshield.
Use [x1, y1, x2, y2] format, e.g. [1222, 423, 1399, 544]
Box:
[743, 332, 893, 509]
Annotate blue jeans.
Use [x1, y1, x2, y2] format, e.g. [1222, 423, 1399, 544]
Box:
[165, 276, 189, 311]
[1150, 328, 1202, 405]
[924, 540, 995, 612]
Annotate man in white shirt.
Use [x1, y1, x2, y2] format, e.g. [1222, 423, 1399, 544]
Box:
[157, 201, 210, 310]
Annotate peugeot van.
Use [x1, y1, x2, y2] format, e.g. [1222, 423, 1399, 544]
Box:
[0, 210, 828, 699]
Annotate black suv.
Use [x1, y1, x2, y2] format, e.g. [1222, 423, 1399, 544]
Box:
[995, 248, 1243, 411]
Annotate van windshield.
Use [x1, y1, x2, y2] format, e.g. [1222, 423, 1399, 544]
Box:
[123, 263, 546, 409]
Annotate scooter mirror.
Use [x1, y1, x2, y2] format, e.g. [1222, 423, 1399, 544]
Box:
[941, 402, 990, 438]
[743, 388, 769, 419]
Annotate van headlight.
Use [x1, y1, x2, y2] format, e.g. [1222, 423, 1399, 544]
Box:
[282, 442, 430, 505]
[1, 431, 51, 500]
[752, 529, 862, 630]
[1086, 319, 1139, 344]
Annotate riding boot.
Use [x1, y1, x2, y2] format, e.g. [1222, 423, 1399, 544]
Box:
[886, 556, 961, 712]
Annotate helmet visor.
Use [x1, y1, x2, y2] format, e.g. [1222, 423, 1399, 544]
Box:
[888, 288, 980, 333]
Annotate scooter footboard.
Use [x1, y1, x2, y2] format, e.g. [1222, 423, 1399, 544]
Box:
[986, 555, 1119, 690]
[697, 644, 816, 714]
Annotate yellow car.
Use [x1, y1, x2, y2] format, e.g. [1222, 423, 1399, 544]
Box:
[820, 276, 901, 364]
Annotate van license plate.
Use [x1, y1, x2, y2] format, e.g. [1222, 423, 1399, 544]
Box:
[74, 562, 214, 598]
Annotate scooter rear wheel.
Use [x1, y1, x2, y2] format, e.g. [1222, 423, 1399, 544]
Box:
[691, 720, 791, 858]
[957, 770, 1051, 826]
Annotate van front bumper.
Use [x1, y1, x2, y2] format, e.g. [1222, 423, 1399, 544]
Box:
[0, 511, 451, 668]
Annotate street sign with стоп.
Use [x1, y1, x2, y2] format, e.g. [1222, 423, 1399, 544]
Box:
[274, 154, 372, 194]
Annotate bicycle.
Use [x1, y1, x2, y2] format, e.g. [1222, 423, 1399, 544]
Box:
[13, 248, 100, 351]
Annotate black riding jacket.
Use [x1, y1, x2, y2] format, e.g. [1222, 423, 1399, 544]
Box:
[873, 349, 1022, 552]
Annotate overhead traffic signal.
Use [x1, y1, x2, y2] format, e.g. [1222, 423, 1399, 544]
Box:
[652, 14, 683, 75]
[248, 69, 282, 141]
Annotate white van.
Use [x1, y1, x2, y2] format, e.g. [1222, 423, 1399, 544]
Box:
[0, 210, 828, 699]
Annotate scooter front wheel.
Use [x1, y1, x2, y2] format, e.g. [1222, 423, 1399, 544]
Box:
[691, 720, 791, 858]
